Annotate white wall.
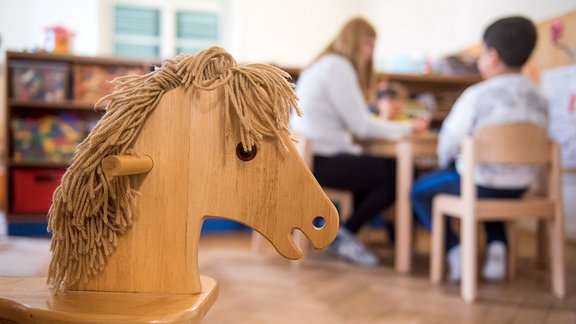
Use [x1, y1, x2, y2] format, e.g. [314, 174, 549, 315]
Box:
[227, 0, 363, 67]
[230, 0, 576, 67]
[1, 0, 575, 66]
[365, 0, 576, 69]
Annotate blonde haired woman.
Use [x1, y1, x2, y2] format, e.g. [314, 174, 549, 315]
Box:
[291, 17, 427, 266]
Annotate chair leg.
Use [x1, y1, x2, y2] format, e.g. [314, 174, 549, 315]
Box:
[549, 216, 566, 299]
[506, 222, 517, 280]
[294, 230, 309, 257]
[461, 215, 477, 303]
[537, 220, 549, 267]
[339, 194, 353, 223]
[430, 205, 445, 284]
[290, 230, 308, 269]
[253, 229, 309, 268]
[251, 231, 266, 254]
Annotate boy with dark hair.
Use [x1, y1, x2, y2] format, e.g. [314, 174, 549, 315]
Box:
[410, 16, 548, 282]
[482, 16, 537, 68]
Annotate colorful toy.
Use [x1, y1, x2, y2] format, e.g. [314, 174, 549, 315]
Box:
[12, 113, 85, 163]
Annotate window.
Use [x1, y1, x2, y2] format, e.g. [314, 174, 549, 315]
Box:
[113, 5, 161, 58]
[176, 11, 220, 55]
[112, 2, 223, 59]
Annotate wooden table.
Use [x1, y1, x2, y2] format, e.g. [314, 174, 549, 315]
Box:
[359, 133, 438, 274]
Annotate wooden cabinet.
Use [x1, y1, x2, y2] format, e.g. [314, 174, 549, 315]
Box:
[3, 51, 158, 236]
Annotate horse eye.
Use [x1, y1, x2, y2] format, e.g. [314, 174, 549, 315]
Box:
[236, 143, 257, 161]
[313, 216, 326, 229]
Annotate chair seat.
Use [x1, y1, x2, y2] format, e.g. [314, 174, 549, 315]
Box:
[435, 194, 556, 221]
[0, 275, 218, 324]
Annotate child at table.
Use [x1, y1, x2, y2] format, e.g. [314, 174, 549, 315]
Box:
[375, 81, 411, 121]
[373, 81, 433, 231]
[410, 16, 548, 282]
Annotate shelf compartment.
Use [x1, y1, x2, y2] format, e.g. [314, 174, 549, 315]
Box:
[10, 113, 87, 164]
[8, 60, 70, 102]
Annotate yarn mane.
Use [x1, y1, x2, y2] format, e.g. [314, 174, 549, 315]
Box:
[47, 46, 301, 291]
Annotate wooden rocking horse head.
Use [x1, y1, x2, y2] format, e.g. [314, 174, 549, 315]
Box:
[46, 46, 339, 295]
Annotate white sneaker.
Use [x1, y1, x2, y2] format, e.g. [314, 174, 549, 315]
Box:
[328, 227, 379, 266]
[446, 244, 461, 282]
[482, 241, 506, 281]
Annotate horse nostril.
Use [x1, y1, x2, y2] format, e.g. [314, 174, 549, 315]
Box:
[236, 143, 257, 161]
[312, 216, 326, 229]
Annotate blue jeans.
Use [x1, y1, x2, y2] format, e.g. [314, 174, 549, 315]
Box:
[410, 162, 526, 251]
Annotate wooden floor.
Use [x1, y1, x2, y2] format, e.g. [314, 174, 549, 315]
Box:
[1, 228, 575, 324]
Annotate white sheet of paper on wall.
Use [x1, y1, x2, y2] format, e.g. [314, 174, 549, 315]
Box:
[541, 64, 576, 170]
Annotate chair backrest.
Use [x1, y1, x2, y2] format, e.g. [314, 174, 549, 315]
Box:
[291, 131, 314, 170]
[461, 123, 561, 200]
[473, 123, 551, 165]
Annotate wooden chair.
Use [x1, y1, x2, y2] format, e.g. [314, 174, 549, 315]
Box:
[0, 47, 339, 323]
[292, 132, 354, 224]
[430, 123, 566, 303]
[251, 132, 353, 260]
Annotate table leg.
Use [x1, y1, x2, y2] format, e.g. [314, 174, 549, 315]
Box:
[395, 140, 413, 273]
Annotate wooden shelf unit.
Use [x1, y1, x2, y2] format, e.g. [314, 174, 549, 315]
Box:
[3, 51, 159, 235]
[378, 73, 481, 123]
[279, 66, 481, 126]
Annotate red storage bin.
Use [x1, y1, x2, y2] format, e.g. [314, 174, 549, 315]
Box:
[12, 168, 65, 213]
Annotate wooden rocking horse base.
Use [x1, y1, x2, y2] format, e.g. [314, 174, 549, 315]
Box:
[0, 276, 218, 324]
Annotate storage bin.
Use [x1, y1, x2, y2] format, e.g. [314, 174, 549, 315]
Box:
[72, 64, 107, 104]
[12, 168, 65, 213]
[9, 60, 69, 101]
[73, 64, 147, 104]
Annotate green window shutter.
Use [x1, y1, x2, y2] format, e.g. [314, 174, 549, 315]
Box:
[113, 5, 160, 58]
[176, 11, 220, 55]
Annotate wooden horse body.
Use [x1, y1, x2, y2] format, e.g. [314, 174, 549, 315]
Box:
[0, 47, 339, 323]
[80, 86, 339, 294]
